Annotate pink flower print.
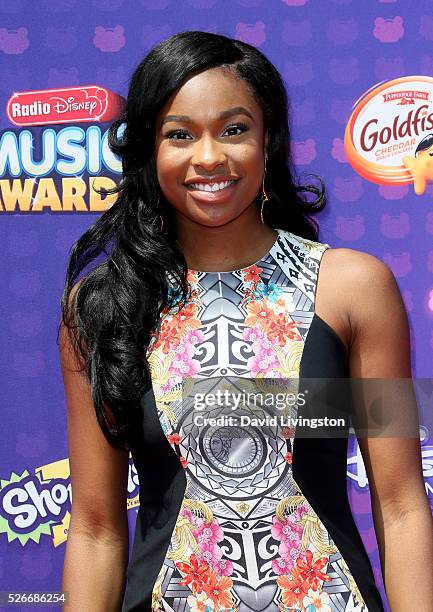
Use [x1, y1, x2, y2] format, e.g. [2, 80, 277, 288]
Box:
[193, 516, 205, 529]
[286, 514, 304, 536]
[272, 555, 294, 575]
[193, 521, 224, 545]
[253, 334, 274, 355]
[272, 515, 302, 544]
[248, 350, 279, 376]
[171, 353, 200, 377]
[243, 325, 263, 343]
[296, 549, 307, 565]
[297, 503, 309, 519]
[198, 541, 223, 566]
[180, 507, 195, 523]
[214, 557, 233, 576]
[272, 512, 307, 582]
[160, 379, 175, 393]
[272, 516, 287, 540]
[279, 538, 301, 561]
[185, 329, 205, 345]
[174, 340, 196, 359]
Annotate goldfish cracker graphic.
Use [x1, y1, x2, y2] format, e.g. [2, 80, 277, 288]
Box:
[402, 134, 433, 196]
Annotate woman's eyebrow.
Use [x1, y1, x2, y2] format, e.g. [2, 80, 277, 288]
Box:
[160, 106, 254, 126]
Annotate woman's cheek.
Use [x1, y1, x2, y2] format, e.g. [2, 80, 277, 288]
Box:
[163, 153, 188, 182]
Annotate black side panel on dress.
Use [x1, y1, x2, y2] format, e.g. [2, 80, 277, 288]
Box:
[293, 314, 385, 612]
[121, 387, 187, 612]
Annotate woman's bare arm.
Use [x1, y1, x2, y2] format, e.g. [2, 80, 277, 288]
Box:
[342, 249, 433, 612]
[59, 282, 131, 611]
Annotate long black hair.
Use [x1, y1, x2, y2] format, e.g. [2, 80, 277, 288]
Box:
[58, 30, 327, 451]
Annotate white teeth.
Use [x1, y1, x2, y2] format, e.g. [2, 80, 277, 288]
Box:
[188, 180, 236, 192]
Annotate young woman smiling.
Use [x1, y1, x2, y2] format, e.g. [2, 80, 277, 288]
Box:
[59, 31, 433, 612]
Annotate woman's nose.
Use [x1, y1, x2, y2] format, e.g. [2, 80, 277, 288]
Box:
[190, 134, 227, 168]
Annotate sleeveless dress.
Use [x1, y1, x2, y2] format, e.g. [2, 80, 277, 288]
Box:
[121, 228, 385, 612]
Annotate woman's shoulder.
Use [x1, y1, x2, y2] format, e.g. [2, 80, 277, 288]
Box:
[320, 244, 403, 351]
[323, 244, 396, 287]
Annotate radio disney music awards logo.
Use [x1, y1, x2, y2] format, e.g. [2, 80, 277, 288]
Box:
[0, 84, 125, 214]
[0, 457, 139, 547]
[344, 76, 433, 196]
[6, 85, 124, 127]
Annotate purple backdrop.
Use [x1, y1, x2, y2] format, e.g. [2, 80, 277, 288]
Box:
[1, 1, 433, 611]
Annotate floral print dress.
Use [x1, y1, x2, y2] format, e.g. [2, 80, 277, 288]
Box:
[123, 228, 383, 612]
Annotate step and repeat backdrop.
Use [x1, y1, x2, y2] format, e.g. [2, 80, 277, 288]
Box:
[1, 1, 433, 611]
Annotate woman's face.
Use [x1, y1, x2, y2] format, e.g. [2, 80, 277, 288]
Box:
[154, 67, 267, 229]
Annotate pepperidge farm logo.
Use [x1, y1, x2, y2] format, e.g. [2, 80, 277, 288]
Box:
[6, 85, 124, 127]
[344, 76, 433, 196]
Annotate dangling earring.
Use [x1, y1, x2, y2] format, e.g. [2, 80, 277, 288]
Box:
[156, 194, 164, 231]
[260, 153, 269, 224]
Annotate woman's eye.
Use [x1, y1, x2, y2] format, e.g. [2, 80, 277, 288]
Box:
[165, 122, 248, 140]
[166, 130, 190, 140]
[224, 122, 248, 136]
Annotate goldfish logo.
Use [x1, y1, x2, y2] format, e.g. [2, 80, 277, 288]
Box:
[344, 76, 433, 195]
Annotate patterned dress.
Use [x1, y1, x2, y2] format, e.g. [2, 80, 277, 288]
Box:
[121, 228, 385, 612]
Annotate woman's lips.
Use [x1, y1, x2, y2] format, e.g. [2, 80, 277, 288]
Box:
[184, 180, 239, 203]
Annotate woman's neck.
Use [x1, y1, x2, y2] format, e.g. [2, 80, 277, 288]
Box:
[174, 214, 278, 273]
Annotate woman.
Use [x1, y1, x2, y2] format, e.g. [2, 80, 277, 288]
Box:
[59, 31, 433, 612]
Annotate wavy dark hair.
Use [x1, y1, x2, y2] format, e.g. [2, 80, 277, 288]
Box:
[58, 30, 328, 451]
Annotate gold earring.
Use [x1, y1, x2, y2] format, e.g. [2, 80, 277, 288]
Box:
[156, 195, 164, 232]
[260, 154, 269, 224]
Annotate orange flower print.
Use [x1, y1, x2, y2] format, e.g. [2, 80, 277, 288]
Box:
[173, 302, 201, 333]
[187, 269, 200, 285]
[167, 432, 182, 445]
[243, 264, 263, 284]
[153, 303, 202, 353]
[201, 568, 234, 608]
[152, 319, 181, 352]
[245, 299, 274, 329]
[282, 426, 296, 439]
[303, 587, 332, 612]
[176, 553, 209, 594]
[242, 287, 256, 304]
[276, 569, 310, 608]
[284, 451, 293, 464]
[267, 314, 302, 346]
[179, 456, 188, 469]
[296, 549, 331, 590]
